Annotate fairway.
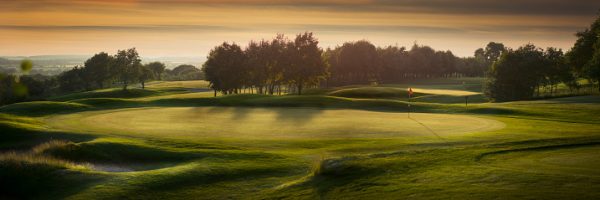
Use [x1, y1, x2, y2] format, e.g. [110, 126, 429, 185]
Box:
[46, 107, 504, 139]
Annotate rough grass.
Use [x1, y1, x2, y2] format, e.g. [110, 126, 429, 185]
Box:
[0, 140, 102, 199]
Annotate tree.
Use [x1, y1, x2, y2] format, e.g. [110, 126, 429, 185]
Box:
[166, 64, 203, 81]
[567, 13, 600, 91]
[378, 45, 408, 83]
[328, 40, 378, 86]
[286, 32, 328, 95]
[139, 65, 155, 89]
[244, 40, 270, 94]
[542, 48, 576, 95]
[456, 56, 487, 77]
[58, 66, 87, 92]
[483, 42, 506, 63]
[408, 44, 436, 78]
[485, 44, 545, 101]
[146, 61, 166, 80]
[203, 42, 245, 95]
[83, 52, 114, 89]
[265, 34, 288, 95]
[113, 48, 142, 90]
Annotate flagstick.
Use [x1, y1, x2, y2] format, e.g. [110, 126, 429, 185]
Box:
[408, 96, 410, 118]
[408, 88, 411, 118]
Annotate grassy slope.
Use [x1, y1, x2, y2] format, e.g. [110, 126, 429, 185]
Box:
[1, 79, 600, 199]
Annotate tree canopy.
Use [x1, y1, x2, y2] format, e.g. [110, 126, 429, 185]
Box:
[203, 33, 328, 96]
[567, 13, 600, 90]
[146, 62, 166, 80]
[485, 44, 575, 101]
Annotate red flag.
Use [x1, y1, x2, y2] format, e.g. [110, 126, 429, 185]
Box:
[408, 88, 413, 97]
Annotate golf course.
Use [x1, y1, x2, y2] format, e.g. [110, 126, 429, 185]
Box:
[2, 78, 600, 199]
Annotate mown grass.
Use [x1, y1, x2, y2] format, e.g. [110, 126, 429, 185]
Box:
[50, 88, 161, 101]
[145, 80, 210, 89]
[328, 86, 425, 98]
[1, 79, 600, 199]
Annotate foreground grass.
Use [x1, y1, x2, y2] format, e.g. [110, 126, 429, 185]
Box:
[1, 80, 600, 199]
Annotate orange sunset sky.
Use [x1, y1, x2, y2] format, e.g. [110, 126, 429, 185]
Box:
[1, 0, 599, 58]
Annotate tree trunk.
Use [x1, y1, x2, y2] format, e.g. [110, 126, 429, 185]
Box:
[277, 85, 281, 95]
[297, 84, 303, 95]
[214, 90, 217, 97]
[141, 81, 145, 89]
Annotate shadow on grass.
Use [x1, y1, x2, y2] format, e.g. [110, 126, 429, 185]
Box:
[285, 156, 388, 199]
[0, 160, 106, 199]
[0, 123, 96, 151]
[476, 137, 600, 161]
[0, 94, 535, 120]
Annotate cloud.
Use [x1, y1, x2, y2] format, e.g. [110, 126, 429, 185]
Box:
[0, 23, 581, 36]
[0, 25, 241, 32]
[0, 0, 593, 57]
[2, 0, 599, 16]
[372, 0, 600, 16]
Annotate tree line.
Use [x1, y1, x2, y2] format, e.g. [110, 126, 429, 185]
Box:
[325, 41, 499, 86]
[485, 45, 575, 101]
[202, 13, 600, 101]
[4, 14, 600, 105]
[58, 48, 160, 92]
[0, 48, 204, 105]
[202, 32, 495, 95]
[203, 33, 328, 96]
[485, 14, 600, 101]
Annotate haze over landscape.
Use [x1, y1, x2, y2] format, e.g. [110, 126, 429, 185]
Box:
[2, 0, 599, 57]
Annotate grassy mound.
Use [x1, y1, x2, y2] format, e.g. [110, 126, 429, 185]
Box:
[0, 114, 94, 150]
[69, 98, 142, 108]
[50, 88, 160, 101]
[243, 95, 353, 107]
[0, 101, 91, 116]
[0, 156, 98, 199]
[38, 140, 201, 165]
[328, 87, 422, 99]
[413, 94, 488, 104]
[0, 141, 102, 199]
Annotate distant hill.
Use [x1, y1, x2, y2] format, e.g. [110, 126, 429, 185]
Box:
[0, 55, 88, 69]
[0, 55, 205, 76]
[0, 57, 10, 64]
[0, 55, 205, 69]
[2, 55, 89, 61]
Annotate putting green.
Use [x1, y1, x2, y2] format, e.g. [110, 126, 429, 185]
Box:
[46, 107, 504, 139]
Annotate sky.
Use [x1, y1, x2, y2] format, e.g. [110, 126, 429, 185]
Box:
[1, 0, 599, 58]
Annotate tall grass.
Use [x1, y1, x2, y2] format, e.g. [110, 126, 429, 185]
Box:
[0, 140, 86, 170]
